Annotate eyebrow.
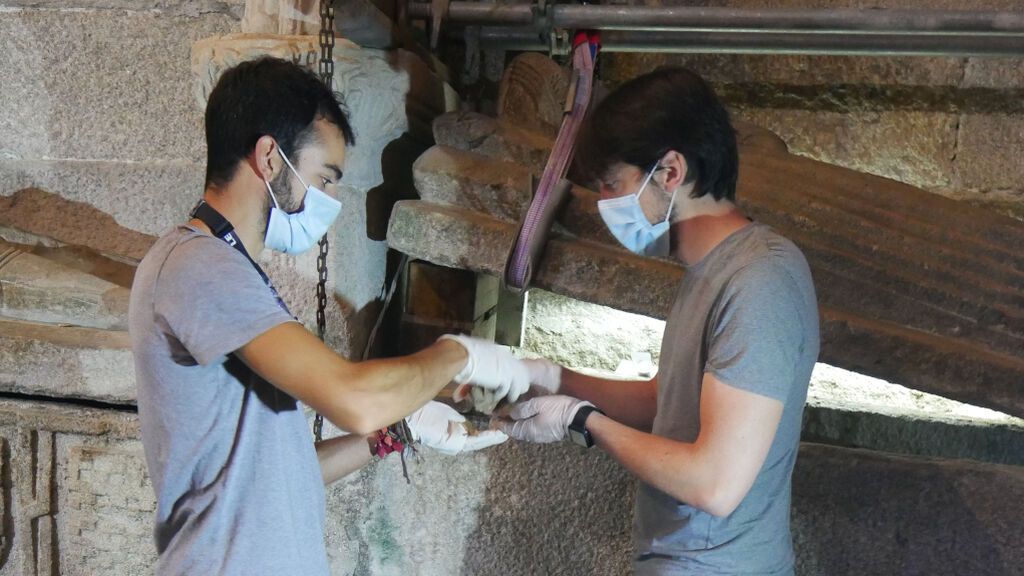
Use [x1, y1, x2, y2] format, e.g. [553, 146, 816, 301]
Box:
[324, 163, 343, 181]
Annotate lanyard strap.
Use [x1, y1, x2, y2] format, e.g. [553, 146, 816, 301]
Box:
[190, 200, 292, 316]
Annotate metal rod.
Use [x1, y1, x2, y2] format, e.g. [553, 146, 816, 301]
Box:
[409, 3, 1024, 35]
[477, 27, 1024, 58]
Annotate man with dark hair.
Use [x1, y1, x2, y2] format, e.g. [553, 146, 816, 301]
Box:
[129, 57, 523, 575]
[494, 67, 819, 575]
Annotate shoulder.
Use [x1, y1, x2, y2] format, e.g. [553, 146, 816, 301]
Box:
[728, 226, 814, 298]
[142, 226, 258, 297]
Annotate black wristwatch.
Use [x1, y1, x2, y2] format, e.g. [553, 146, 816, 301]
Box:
[568, 405, 605, 448]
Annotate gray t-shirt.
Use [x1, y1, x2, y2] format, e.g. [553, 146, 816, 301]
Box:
[129, 225, 329, 576]
[634, 222, 819, 575]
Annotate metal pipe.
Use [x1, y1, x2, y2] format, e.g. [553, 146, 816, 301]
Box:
[409, 2, 1024, 35]
[477, 27, 1024, 58]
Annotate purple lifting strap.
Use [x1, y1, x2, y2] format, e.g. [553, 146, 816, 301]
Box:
[503, 40, 597, 292]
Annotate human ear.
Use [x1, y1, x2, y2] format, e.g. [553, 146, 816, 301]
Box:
[658, 150, 688, 192]
[251, 135, 281, 182]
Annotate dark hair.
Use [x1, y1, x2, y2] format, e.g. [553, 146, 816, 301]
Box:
[576, 66, 738, 202]
[203, 56, 356, 188]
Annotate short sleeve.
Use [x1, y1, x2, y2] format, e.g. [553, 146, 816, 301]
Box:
[153, 236, 296, 366]
[705, 258, 807, 402]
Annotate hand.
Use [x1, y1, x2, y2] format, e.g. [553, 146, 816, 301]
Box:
[490, 395, 592, 444]
[439, 334, 531, 411]
[464, 357, 563, 414]
[522, 357, 562, 395]
[406, 401, 508, 455]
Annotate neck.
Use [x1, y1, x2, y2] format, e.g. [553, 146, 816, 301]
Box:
[669, 199, 751, 266]
[191, 182, 267, 256]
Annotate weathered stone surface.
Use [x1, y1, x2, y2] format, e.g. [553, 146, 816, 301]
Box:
[497, 52, 574, 137]
[792, 443, 1024, 576]
[0, 393, 1020, 575]
[0, 159, 200, 244]
[240, 0, 317, 34]
[736, 108, 959, 190]
[1, 0, 243, 17]
[803, 405, 1024, 466]
[0, 8, 237, 164]
[433, 110, 555, 175]
[0, 398, 146, 576]
[522, 289, 1024, 466]
[388, 196, 1024, 418]
[0, 239, 129, 330]
[433, 110, 788, 178]
[410, 143, 1024, 363]
[0, 319, 134, 403]
[963, 57, 1024, 89]
[954, 113, 1024, 191]
[413, 145, 616, 244]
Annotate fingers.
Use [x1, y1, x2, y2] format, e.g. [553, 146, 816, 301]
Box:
[462, 430, 509, 452]
[508, 398, 542, 421]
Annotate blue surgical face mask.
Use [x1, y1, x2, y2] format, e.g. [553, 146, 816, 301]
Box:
[597, 164, 677, 257]
[264, 148, 342, 255]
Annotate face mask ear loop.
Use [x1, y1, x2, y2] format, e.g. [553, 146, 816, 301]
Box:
[664, 188, 678, 224]
[264, 179, 280, 209]
[634, 163, 660, 200]
[278, 147, 309, 190]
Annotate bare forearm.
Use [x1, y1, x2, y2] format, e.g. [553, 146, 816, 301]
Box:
[587, 413, 723, 514]
[560, 369, 657, 431]
[317, 434, 374, 485]
[340, 339, 467, 432]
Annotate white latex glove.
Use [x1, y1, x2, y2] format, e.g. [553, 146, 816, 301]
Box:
[439, 334, 531, 410]
[491, 395, 593, 444]
[406, 401, 509, 455]
[522, 357, 562, 395]
[468, 357, 563, 413]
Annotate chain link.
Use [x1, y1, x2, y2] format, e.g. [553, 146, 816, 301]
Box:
[313, 0, 335, 444]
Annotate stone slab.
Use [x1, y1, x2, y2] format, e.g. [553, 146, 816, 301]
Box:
[0, 0, 243, 16]
[736, 108, 959, 190]
[409, 144, 1024, 361]
[0, 319, 134, 403]
[0, 159, 200, 247]
[387, 200, 1024, 418]
[0, 8, 237, 163]
[954, 113, 1024, 191]
[0, 394, 1020, 575]
[792, 442, 1024, 576]
[0, 239, 129, 330]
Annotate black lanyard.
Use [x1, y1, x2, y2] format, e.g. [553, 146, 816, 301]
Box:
[190, 200, 292, 316]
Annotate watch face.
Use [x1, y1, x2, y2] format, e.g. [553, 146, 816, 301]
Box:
[568, 428, 589, 447]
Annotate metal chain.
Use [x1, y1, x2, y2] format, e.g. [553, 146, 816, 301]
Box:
[313, 0, 335, 444]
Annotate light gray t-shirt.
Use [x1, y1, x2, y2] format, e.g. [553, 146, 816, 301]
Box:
[129, 225, 329, 576]
[634, 222, 819, 575]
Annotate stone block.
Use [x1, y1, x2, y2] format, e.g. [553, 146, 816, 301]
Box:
[388, 198, 1024, 418]
[605, 51, 965, 88]
[792, 443, 1024, 575]
[433, 110, 554, 175]
[0, 319, 135, 403]
[735, 108, 959, 190]
[954, 114, 1024, 191]
[1, 0, 243, 17]
[0, 159, 202, 245]
[0, 8, 237, 163]
[0, 239, 129, 330]
[963, 57, 1024, 89]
